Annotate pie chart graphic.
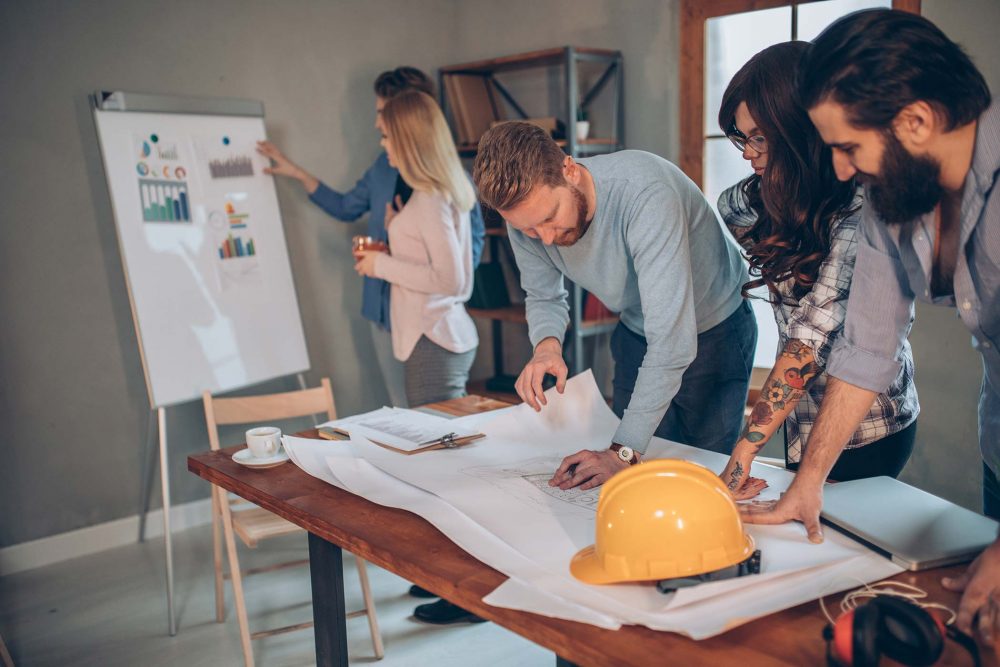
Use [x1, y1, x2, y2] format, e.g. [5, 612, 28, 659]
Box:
[136, 162, 149, 176]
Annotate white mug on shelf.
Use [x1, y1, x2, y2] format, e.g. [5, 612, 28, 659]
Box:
[245, 426, 282, 459]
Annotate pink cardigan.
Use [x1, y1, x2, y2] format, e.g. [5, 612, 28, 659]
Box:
[373, 190, 479, 361]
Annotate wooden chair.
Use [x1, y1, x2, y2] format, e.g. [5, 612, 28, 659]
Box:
[203, 378, 383, 667]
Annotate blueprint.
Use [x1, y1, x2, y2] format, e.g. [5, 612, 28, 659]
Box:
[284, 371, 903, 638]
[463, 457, 601, 513]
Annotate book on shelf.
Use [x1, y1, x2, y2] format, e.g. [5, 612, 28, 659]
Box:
[443, 75, 471, 144]
[583, 292, 615, 321]
[449, 74, 501, 145]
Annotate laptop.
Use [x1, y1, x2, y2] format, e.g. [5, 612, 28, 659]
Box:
[820, 476, 999, 571]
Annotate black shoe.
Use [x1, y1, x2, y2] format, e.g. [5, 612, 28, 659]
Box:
[413, 599, 487, 625]
[408, 584, 438, 598]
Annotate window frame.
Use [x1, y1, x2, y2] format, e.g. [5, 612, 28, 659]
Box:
[679, 0, 921, 188]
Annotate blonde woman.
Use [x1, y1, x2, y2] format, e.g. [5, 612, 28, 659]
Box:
[353, 90, 479, 409]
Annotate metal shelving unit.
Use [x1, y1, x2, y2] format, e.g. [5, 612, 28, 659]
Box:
[441, 46, 625, 380]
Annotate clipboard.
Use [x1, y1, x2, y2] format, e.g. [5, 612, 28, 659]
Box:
[317, 426, 485, 455]
[371, 431, 487, 455]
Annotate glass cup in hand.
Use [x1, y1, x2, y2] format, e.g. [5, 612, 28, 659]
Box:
[352, 235, 389, 256]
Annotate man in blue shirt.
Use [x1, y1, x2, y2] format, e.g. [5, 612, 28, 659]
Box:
[258, 67, 485, 409]
[741, 10, 999, 643]
[258, 67, 486, 625]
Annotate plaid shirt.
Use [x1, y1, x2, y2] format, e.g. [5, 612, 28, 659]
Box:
[718, 183, 919, 463]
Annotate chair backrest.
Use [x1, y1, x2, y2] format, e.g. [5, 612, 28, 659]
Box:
[202, 377, 337, 452]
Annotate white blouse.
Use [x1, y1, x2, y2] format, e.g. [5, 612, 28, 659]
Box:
[373, 190, 479, 361]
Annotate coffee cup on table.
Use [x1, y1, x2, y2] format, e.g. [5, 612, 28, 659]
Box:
[245, 426, 282, 459]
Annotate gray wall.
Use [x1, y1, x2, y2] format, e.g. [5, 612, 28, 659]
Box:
[0, 0, 460, 546]
[1, 0, 997, 548]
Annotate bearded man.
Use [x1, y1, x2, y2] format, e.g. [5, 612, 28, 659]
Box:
[473, 122, 755, 489]
[737, 9, 1000, 643]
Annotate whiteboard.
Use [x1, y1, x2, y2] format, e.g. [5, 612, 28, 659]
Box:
[93, 93, 309, 408]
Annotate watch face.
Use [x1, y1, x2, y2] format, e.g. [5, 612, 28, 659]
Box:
[618, 446, 634, 462]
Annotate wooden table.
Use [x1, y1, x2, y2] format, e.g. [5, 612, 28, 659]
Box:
[188, 395, 989, 667]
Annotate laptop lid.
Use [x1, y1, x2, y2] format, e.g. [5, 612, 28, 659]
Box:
[820, 476, 998, 571]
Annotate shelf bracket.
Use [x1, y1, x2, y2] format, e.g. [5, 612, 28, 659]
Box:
[581, 62, 618, 111]
[489, 75, 530, 120]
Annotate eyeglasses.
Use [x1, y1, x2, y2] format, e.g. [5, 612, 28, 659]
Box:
[727, 126, 768, 155]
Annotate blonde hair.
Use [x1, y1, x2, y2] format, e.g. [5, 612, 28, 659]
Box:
[382, 91, 475, 212]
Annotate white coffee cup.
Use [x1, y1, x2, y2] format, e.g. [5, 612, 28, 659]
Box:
[246, 426, 282, 459]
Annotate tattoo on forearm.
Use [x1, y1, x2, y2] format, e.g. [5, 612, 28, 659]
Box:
[782, 340, 811, 362]
[728, 461, 744, 490]
[740, 356, 820, 451]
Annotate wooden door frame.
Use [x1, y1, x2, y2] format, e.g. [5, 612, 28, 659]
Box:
[679, 0, 921, 187]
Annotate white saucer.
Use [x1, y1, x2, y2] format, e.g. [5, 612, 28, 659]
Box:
[232, 448, 289, 469]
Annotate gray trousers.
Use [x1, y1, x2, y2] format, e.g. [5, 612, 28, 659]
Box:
[370, 322, 409, 408]
[404, 335, 475, 407]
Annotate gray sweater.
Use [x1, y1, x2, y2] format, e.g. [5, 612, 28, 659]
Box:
[508, 150, 747, 452]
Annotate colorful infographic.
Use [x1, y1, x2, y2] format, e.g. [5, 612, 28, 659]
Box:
[225, 200, 249, 228]
[134, 132, 191, 224]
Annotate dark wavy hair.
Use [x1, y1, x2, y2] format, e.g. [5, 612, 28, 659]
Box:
[719, 41, 859, 300]
[373, 66, 435, 99]
[799, 9, 990, 131]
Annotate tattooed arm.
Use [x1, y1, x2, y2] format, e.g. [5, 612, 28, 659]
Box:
[719, 339, 821, 499]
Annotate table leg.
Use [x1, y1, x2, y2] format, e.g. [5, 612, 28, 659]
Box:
[308, 533, 348, 667]
[556, 656, 580, 667]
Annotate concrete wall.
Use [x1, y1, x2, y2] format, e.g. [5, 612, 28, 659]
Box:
[1, 0, 996, 548]
[0, 0, 459, 546]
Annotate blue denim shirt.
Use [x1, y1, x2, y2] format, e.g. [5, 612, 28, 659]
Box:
[309, 152, 486, 330]
[827, 101, 1000, 474]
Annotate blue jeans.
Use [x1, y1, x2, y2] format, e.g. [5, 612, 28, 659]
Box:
[984, 463, 1000, 520]
[610, 301, 757, 454]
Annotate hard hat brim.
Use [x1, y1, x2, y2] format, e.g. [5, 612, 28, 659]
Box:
[569, 534, 757, 585]
[569, 544, 621, 585]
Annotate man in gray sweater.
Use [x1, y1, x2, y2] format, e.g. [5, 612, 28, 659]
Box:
[473, 122, 755, 489]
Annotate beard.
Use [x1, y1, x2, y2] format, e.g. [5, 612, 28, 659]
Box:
[862, 131, 944, 224]
[554, 185, 592, 246]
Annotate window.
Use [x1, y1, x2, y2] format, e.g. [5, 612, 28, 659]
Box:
[680, 0, 920, 367]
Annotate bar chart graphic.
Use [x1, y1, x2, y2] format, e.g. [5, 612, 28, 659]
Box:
[209, 156, 254, 178]
[139, 179, 191, 223]
[219, 234, 256, 259]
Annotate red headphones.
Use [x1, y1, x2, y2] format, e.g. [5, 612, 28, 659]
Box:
[823, 595, 979, 667]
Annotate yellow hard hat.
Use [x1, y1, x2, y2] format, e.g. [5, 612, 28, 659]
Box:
[570, 459, 755, 585]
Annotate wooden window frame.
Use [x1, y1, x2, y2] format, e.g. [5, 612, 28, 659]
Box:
[679, 0, 921, 188]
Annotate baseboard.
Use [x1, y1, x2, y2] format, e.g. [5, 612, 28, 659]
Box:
[0, 498, 213, 577]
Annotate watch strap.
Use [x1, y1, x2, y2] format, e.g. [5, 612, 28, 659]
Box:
[610, 443, 639, 465]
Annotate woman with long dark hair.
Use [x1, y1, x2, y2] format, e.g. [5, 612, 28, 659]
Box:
[716, 42, 918, 500]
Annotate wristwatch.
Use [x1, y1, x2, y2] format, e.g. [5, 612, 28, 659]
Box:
[610, 443, 640, 465]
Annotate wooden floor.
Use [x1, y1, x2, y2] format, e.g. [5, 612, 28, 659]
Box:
[0, 525, 551, 666]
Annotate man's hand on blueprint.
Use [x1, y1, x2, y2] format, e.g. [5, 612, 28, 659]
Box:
[517, 337, 568, 411]
[739, 475, 825, 544]
[549, 448, 630, 490]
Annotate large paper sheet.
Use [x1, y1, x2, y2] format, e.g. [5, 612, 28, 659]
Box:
[284, 373, 902, 638]
[282, 432, 620, 628]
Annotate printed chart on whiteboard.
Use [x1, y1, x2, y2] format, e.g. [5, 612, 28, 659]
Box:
[93, 104, 308, 408]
